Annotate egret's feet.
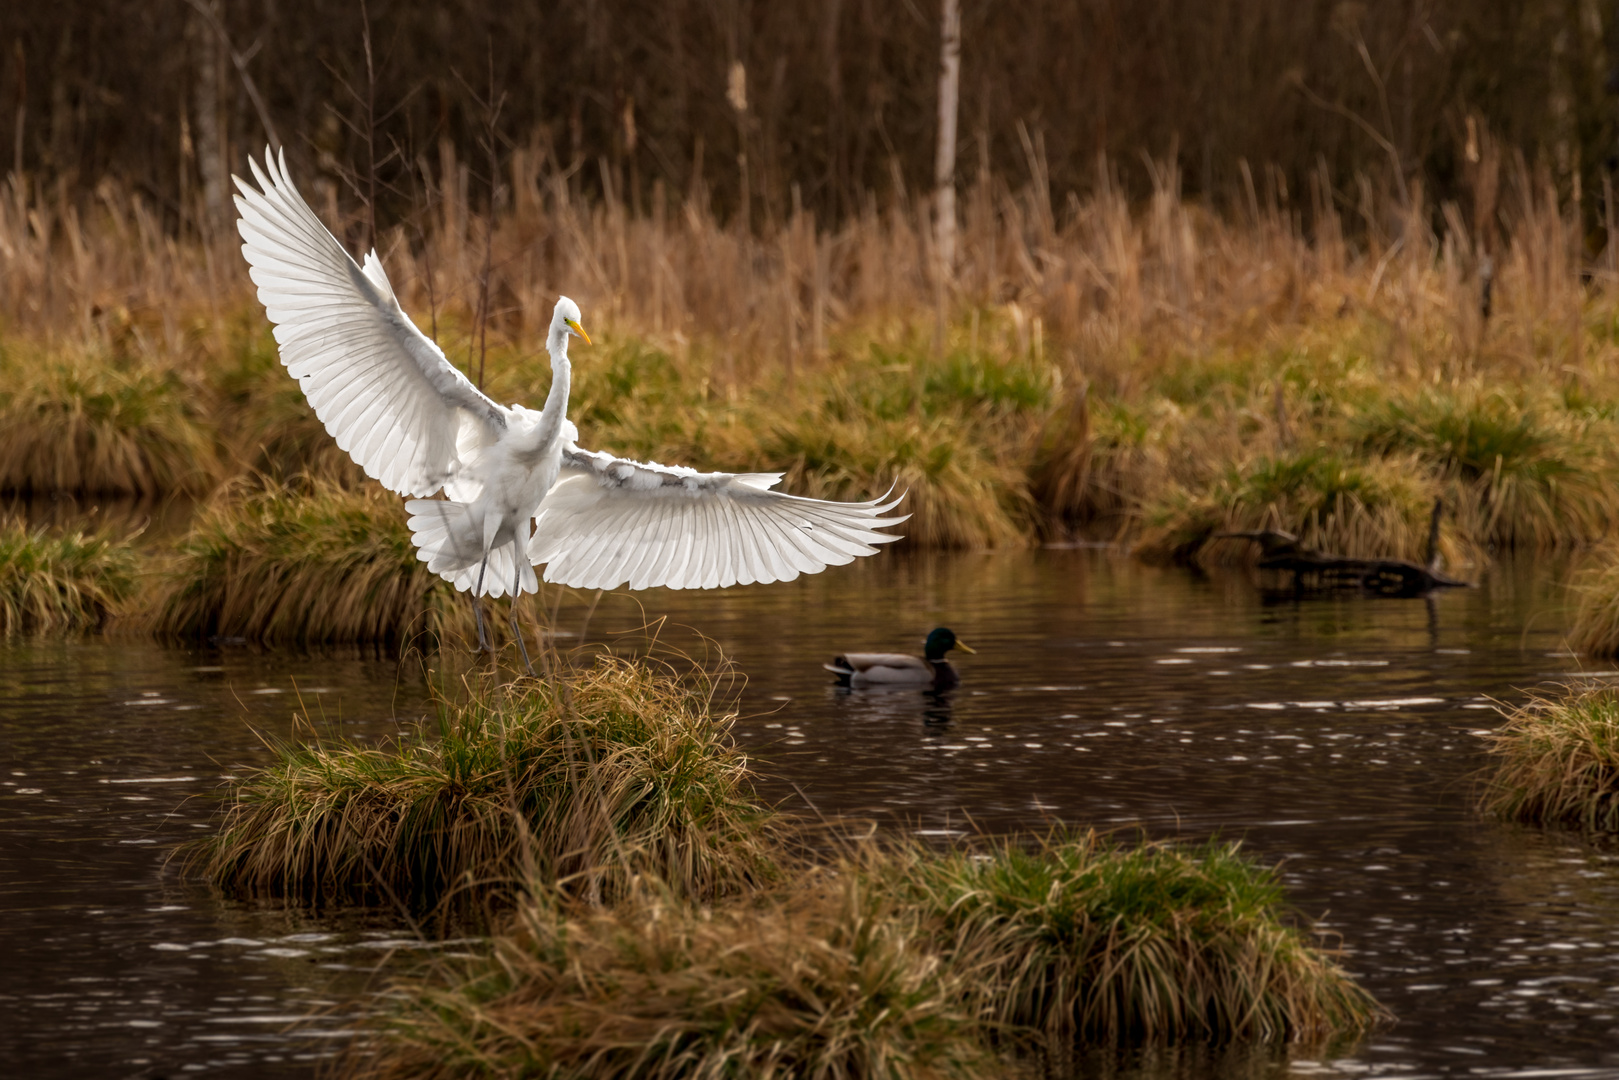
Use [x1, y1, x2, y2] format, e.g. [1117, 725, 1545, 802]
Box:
[472, 553, 494, 655]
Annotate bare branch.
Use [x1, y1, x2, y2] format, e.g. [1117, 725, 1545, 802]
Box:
[1290, 70, 1408, 210]
[182, 0, 280, 153]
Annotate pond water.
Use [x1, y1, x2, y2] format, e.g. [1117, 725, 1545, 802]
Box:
[5, 548, 1619, 1078]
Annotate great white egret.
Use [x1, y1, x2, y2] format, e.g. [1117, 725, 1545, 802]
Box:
[232, 149, 906, 664]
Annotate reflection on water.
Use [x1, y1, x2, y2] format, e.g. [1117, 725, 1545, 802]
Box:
[580, 548, 1619, 1077]
[0, 643, 433, 1079]
[4, 549, 1619, 1077]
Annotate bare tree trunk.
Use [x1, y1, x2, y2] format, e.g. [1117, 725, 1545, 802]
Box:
[933, 0, 961, 279]
[11, 40, 24, 181]
[182, 0, 281, 156]
[188, 2, 227, 238]
[727, 59, 749, 231]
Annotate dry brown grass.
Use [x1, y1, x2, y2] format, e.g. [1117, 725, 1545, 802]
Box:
[3, 146, 1615, 565]
[135, 477, 459, 646]
[353, 831, 1382, 1078]
[0, 343, 220, 497]
[0, 520, 136, 634]
[364, 871, 988, 1080]
[194, 655, 781, 911]
[1570, 542, 1619, 658]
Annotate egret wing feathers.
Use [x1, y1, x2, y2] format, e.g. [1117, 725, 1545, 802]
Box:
[529, 445, 908, 590]
[233, 147, 507, 498]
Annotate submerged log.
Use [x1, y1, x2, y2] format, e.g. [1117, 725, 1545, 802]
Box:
[1214, 505, 1469, 598]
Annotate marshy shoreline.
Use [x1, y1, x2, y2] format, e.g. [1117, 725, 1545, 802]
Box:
[189, 653, 1384, 1077]
[7, 155, 1619, 1073]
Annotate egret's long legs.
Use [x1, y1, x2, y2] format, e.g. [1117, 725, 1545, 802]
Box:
[511, 559, 535, 674]
[472, 550, 492, 653]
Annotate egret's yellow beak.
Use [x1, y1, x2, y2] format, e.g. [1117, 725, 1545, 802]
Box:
[566, 318, 591, 345]
[954, 639, 976, 654]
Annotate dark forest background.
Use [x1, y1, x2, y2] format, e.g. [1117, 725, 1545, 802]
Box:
[6, 1, 1619, 232]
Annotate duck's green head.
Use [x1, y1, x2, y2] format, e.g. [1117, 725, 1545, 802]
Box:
[924, 627, 975, 662]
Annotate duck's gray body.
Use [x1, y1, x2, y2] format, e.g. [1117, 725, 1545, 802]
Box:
[826, 652, 958, 687]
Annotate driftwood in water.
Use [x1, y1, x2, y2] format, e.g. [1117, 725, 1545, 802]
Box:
[1214, 500, 1469, 597]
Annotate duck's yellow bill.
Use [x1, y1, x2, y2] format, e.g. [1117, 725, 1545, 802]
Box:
[954, 640, 976, 654]
[566, 318, 592, 345]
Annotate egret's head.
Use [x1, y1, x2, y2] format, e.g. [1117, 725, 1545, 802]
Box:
[554, 295, 591, 345]
[923, 627, 975, 661]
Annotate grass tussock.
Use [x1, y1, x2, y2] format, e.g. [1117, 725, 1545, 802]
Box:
[355, 832, 1381, 1079]
[366, 872, 987, 1080]
[1481, 686, 1619, 831]
[137, 478, 455, 645]
[869, 832, 1381, 1044]
[1570, 542, 1619, 658]
[1138, 450, 1446, 566]
[762, 411, 1032, 550]
[0, 521, 136, 634]
[0, 351, 219, 497]
[197, 657, 779, 909]
[1352, 390, 1615, 548]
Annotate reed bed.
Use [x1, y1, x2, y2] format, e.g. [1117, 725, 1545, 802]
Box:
[353, 832, 1380, 1079]
[3, 141, 1617, 580]
[196, 657, 779, 909]
[138, 478, 456, 646]
[0, 345, 219, 497]
[1481, 687, 1619, 832]
[0, 521, 135, 634]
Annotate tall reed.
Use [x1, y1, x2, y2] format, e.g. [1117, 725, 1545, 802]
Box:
[5, 138, 1616, 562]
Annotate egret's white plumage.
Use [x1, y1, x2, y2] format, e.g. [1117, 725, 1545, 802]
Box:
[532, 445, 903, 591]
[234, 152, 506, 499]
[232, 148, 906, 638]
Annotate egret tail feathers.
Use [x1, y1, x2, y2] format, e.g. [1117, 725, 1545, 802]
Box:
[405, 499, 538, 598]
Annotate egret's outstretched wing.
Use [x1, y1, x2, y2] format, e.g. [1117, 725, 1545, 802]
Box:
[529, 445, 908, 590]
[233, 148, 506, 497]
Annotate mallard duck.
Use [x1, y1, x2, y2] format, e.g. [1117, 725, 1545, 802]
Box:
[825, 628, 976, 688]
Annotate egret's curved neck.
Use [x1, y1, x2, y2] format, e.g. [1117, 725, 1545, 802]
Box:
[534, 325, 572, 446]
